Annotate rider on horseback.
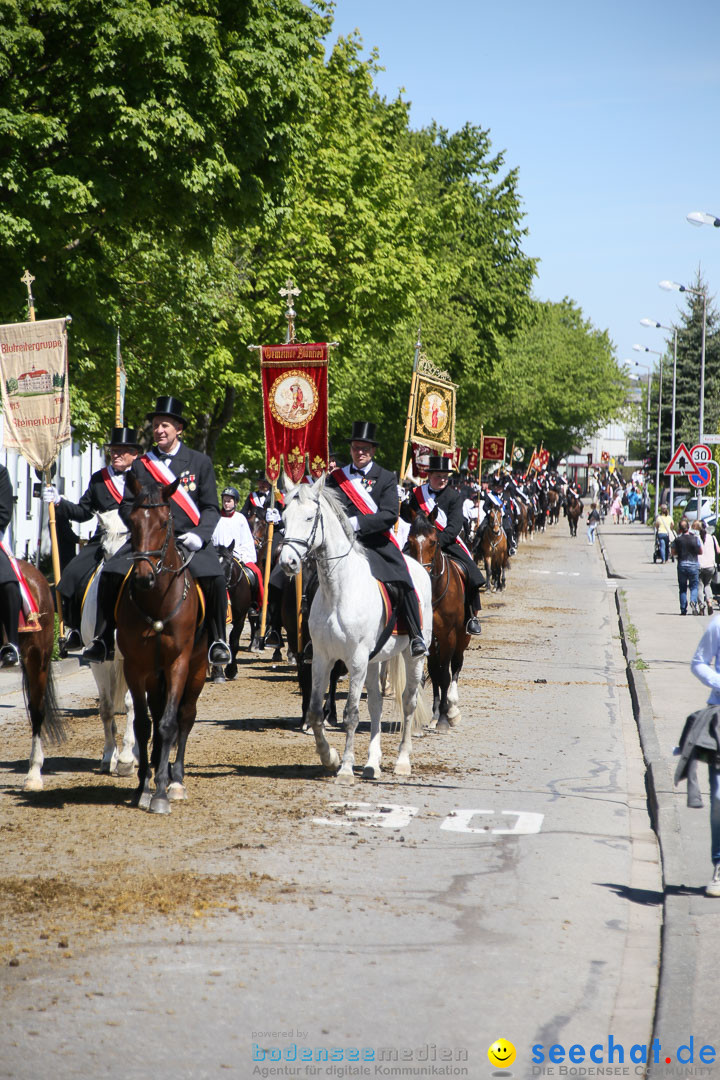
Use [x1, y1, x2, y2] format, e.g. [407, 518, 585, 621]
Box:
[327, 421, 427, 658]
[82, 396, 232, 667]
[0, 464, 22, 667]
[400, 455, 485, 635]
[44, 427, 141, 650]
[212, 486, 260, 612]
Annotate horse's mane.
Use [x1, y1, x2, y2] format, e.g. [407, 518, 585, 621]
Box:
[291, 481, 368, 562]
[408, 511, 436, 538]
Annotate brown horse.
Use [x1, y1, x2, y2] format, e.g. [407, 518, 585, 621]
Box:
[405, 510, 470, 732]
[18, 562, 64, 792]
[476, 508, 508, 591]
[212, 542, 257, 682]
[547, 488, 561, 525]
[567, 494, 584, 537]
[116, 473, 207, 814]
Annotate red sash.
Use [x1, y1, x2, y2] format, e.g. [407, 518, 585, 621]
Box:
[414, 486, 472, 556]
[100, 467, 123, 505]
[331, 468, 401, 550]
[141, 453, 200, 526]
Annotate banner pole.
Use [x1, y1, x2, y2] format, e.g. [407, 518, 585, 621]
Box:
[115, 328, 124, 427]
[21, 272, 65, 640]
[259, 484, 276, 641]
[398, 324, 423, 484]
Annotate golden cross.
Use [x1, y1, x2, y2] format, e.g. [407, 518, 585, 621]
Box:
[21, 268, 36, 321]
[279, 278, 300, 344]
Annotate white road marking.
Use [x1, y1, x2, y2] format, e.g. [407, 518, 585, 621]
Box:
[313, 802, 419, 829]
[529, 570, 580, 576]
[440, 809, 544, 835]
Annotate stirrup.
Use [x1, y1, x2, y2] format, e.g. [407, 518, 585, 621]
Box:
[81, 638, 113, 664]
[0, 642, 20, 667]
[208, 640, 231, 665]
[410, 636, 428, 658]
[302, 641, 313, 665]
[264, 629, 282, 648]
[64, 628, 83, 650]
[466, 616, 482, 636]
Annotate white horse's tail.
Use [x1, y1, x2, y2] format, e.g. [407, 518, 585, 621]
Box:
[386, 653, 430, 735]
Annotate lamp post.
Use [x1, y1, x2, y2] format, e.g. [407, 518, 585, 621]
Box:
[687, 211, 720, 228]
[660, 279, 707, 442]
[641, 318, 678, 509]
[634, 345, 664, 517]
[626, 358, 652, 458]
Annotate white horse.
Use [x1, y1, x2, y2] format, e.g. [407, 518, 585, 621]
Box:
[80, 510, 138, 775]
[280, 476, 432, 782]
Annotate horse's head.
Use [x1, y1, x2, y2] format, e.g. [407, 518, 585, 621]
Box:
[405, 508, 441, 573]
[213, 541, 235, 585]
[97, 508, 128, 558]
[126, 470, 179, 590]
[489, 507, 503, 534]
[279, 474, 324, 577]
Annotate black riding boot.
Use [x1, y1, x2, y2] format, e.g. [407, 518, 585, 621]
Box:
[466, 587, 482, 636]
[81, 572, 120, 663]
[201, 575, 231, 665]
[264, 583, 284, 648]
[401, 586, 427, 657]
[0, 580, 22, 666]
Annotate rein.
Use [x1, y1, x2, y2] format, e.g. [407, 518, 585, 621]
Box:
[127, 499, 195, 635]
[283, 498, 355, 566]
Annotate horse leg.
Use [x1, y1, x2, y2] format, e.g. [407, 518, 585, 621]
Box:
[168, 649, 205, 802]
[446, 651, 464, 725]
[322, 662, 342, 728]
[149, 659, 189, 814]
[93, 666, 119, 774]
[394, 654, 424, 776]
[306, 653, 341, 772]
[337, 657, 368, 784]
[23, 659, 49, 792]
[225, 615, 243, 680]
[129, 691, 153, 810]
[362, 667, 384, 780]
[112, 660, 138, 775]
[434, 654, 453, 734]
[427, 654, 441, 729]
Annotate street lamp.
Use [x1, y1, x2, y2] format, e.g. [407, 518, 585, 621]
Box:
[641, 318, 678, 509]
[687, 211, 720, 228]
[659, 279, 707, 441]
[634, 344, 664, 517]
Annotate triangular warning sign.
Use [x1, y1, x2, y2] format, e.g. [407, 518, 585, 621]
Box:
[664, 442, 695, 476]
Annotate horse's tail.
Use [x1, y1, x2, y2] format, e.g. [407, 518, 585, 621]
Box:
[386, 652, 430, 735]
[23, 660, 65, 744]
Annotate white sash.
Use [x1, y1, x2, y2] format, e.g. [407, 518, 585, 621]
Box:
[342, 464, 379, 513]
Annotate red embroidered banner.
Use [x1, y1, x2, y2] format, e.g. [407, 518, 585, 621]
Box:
[260, 344, 329, 483]
[467, 447, 479, 473]
[482, 435, 506, 462]
[411, 442, 432, 479]
[450, 447, 462, 470]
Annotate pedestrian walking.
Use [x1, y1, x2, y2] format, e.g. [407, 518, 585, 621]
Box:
[672, 517, 703, 615]
[586, 503, 601, 544]
[693, 521, 720, 615]
[654, 503, 675, 564]
[687, 626, 720, 895]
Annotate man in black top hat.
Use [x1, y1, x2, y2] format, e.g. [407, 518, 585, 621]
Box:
[326, 420, 427, 657]
[400, 455, 485, 634]
[0, 464, 22, 666]
[44, 427, 142, 649]
[81, 397, 231, 666]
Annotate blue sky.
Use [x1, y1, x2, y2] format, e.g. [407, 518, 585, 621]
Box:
[326, 0, 720, 374]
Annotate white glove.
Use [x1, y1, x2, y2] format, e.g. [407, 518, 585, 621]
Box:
[397, 484, 406, 500]
[266, 507, 282, 524]
[42, 484, 61, 505]
[349, 516, 360, 532]
[178, 532, 203, 551]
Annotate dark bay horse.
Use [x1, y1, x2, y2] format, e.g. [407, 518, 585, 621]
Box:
[116, 473, 207, 814]
[547, 488, 561, 525]
[567, 494, 584, 537]
[405, 510, 470, 732]
[19, 562, 64, 792]
[213, 542, 256, 682]
[475, 508, 508, 591]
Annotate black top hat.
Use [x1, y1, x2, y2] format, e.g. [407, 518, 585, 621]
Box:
[146, 396, 187, 427]
[107, 426, 142, 449]
[347, 421, 379, 446]
[427, 454, 454, 473]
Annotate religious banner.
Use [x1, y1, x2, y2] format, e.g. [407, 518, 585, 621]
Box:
[528, 450, 544, 472]
[482, 435, 506, 462]
[260, 342, 329, 483]
[411, 442, 432, 478]
[410, 371, 456, 453]
[0, 317, 71, 469]
[450, 446, 462, 471]
[539, 448, 550, 467]
[467, 447, 479, 473]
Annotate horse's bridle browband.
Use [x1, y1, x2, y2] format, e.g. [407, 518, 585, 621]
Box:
[127, 499, 195, 634]
[282, 498, 355, 565]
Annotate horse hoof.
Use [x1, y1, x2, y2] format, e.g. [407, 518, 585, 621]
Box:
[393, 761, 411, 777]
[167, 782, 187, 802]
[362, 764, 381, 781]
[149, 795, 171, 815]
[116, 761, 135, 777]
[436, 718, 451, 733]
[137, 790, 153, 811]
[335, 769, 355, 785]
[224, 665, 237, 681]
[23, 777, 43, 793]
[272, 648, 283, 662]
[99, 760, 113, 775]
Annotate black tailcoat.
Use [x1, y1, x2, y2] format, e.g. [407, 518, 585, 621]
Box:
[57, 468, 127, 600]
[327, 463, 413, 587]
[401, 484, 485, 590]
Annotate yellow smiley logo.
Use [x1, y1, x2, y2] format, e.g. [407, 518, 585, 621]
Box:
[488, 1039, 516, 1069]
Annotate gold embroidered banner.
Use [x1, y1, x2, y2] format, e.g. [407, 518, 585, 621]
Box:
[0, 317, 71, 469]
[410, 373, 456, 453]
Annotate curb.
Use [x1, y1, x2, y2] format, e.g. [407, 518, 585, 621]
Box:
[598, 527, 624, 578]
[601, 553, 694, 1073]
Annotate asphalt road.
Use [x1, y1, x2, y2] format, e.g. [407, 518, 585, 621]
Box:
[0, 527, 661, 1080]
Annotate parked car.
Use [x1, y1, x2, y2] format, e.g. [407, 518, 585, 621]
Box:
[682, 496, 717, 527]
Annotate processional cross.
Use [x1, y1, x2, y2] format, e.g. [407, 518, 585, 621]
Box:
[21, 269, 36, 322]
[279, 278, 300, 344]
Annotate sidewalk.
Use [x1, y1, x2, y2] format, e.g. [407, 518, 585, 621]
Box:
[599, 523, 720, 1072]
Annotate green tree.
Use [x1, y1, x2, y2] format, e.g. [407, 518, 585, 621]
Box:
[661, 272, 720, 454]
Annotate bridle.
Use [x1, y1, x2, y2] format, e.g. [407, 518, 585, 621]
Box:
[409, 528, 450, 608]
[127, 498, 194, 633]
[282, 497, 355, 567]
